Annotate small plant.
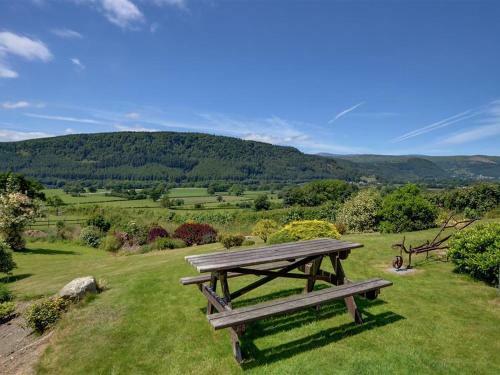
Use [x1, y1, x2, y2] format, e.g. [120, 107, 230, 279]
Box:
[254, 194, 271, 211]
[25, 297, 69, 333]
[252, 219, 280, 242]
[0, 301, 15, 321]
[153, 237, 186, 250]
[334, 222, 347, 235]
[79, 226, 102, 248]
[174, 223, 218, 246]
[100, 234, 123, 252]
[194, 203, 204, 209]
[0, 240, 16, 274]
[0, 283, 13, 303]
[147, 225, 169, 243]
[124, 221, 148, 245]
[448, 223, 500, 285]
[86, 214, 111, 233]
[242, 239, 255, 246]
[268, 220, 341, 244]
[219, 234, 245, 249]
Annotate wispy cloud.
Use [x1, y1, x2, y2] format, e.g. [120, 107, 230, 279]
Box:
[0, 128, 53, 142]
[125, 112, 140, 119]
[71, 58, 85, 71]
[0, 31, 52, 78]
[114, 124, 159, 132]
[328, 102, 364, 123]
[440, 124, 500, 145]
[1, 101, 31, 109]
[25, 113, 109, 125]
[51, 28, 83, 39]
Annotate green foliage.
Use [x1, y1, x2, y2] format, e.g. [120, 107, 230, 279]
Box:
[379, 184, 437, 233]
[0, 240, 16, 274]
[100, 234, 123, 252]
[229, 184, 245, 196]
[0, 301, 15, 320]
[337, 189, 381, 232]
[431, 183, 500, 216]
[268, 220, 341, 244]
[46, 195, 64, 207]
[24, 297, 69, 333]
[448, 223, 500, 285]
[282, 179, 357, 207]
[0, 283, 13, 303]
[86, 214, 111, 233]
[252, 219, 280, 242]
[124, 221, 148, 245]
[152, 237, 186, 250]
[242, 239, 255, 246]
[0, 172, 45, 200]
[254, 194, 271, 211]
[0, 191, 39, 250]
[79, 226, 102, 248]
[219, 234, 245, 249]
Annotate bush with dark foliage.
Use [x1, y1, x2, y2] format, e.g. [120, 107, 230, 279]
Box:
[147, 225, 169, 243]
[174, 223, 218, 246]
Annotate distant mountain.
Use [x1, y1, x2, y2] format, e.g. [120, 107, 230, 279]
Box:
[318, 153, 500, 183]
[0, 132, 357, 187]
[0, 132, 497, 187]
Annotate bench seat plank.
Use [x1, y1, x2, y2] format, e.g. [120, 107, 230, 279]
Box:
[180, 260, 300, 285]
[207, 278, 392, 330]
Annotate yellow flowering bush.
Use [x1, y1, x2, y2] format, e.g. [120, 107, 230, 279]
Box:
[268, 220, 340, 244]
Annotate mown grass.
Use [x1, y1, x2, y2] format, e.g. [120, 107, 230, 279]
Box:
[6, 226, 500, 374]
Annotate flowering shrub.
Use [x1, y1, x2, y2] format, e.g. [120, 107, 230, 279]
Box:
[79, 226, 102, 248]
[268, 220, 341, 244]
[337, 189, 381, 233]
[124, 221, 148, 245]
[252, 219, 280, 242]
[147, 225, 169, 243]
[174, 223, 218, 246]
[448, 223, 500, 285]
[0, 192, 39, 250]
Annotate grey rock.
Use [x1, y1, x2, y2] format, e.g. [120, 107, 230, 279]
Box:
[58, 276, 97, 299]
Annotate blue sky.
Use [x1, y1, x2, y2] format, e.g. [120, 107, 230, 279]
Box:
[0, 0, 499, 155]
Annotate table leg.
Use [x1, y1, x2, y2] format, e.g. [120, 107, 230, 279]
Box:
[329, 253, 363, 324]
[305, 256, 323, 293]
[207, 272, 218, 315]
[219, 271, 232, 309]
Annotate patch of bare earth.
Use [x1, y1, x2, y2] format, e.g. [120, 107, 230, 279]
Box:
[0, 303, 51, 375]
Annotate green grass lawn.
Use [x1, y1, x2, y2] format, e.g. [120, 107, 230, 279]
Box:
[6, 227, 500, 374]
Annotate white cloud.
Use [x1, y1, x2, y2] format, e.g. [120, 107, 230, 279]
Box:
[125, 112, 140, 119]
[65, 128, 75, 134]
[149, 0, 187, 9]
[1, 101, 31, 109]
[71, 58, 86, 70]
[441, 124, 500, 145]
[51, 28, 83, 39]
[114, 124, 159, 132]
[0, 31, 52, 61]
[150, 22, 160, 33]
[25, 113, 109, 125]
[0, 128, 53, 142]
[0, 31, 52, 79]
[101, 0, 145, 28]
[328, 102, 365, 123]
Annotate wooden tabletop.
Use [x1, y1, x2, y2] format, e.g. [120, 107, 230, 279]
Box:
[185, 238, 363, 273]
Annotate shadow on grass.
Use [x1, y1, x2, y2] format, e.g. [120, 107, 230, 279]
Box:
[0, 273, 32, 283]
[18, 248, 78, 255]
[241, 308, 405, 368]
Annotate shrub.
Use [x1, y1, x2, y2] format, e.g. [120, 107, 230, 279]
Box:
[379, 184, 437, 233]
[334, 222, 347, 235]
[448, 223, 500, 285]
[79, 226, 102, 248]
[242, 239, 255, 246]
[0, 301, 15, 321]
[252, 219, 280, 242]
[100, 234, 123, 252]
[219, 234, 245, 249]
[174, 223, 218, 246]
[24, 297, 69, 333]
[268, 220, 341, 244]
[147, 225, 169, 243]
[86, 214, 111, 233]
[124, 221, 148, 245]
[194, 203, 204, 209]
[0, 240, 16, 274]
[337, 189, 381, 233]
[0, 283, 13, 303]
[153, 237, 186, 250]
[282, 179, 357, 207]
[254, 194, 271, 211]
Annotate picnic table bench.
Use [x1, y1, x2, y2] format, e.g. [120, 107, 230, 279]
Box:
[181, 238, 392, 363]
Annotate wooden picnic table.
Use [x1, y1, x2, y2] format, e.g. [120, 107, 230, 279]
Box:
[181, 238, 392, 363]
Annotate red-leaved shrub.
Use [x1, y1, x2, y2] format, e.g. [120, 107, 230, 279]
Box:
[174, 223, 218, 246]
[148, 225, 169, 243]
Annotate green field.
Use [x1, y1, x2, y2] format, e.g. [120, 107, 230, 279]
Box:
[6, 225, 500, 374]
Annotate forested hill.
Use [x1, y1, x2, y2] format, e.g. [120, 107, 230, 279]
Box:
[319, 153, 500, 183]
[0, 132, 357, 187]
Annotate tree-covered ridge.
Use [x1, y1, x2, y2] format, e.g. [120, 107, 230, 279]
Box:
[0, 132, 357, 187]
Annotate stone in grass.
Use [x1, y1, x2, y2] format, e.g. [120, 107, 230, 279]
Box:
[58, 276, 97, 300]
